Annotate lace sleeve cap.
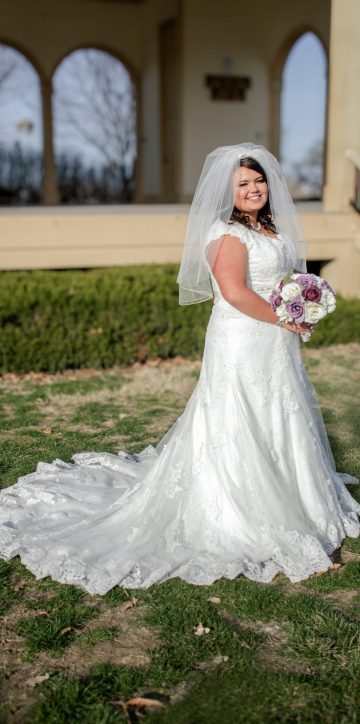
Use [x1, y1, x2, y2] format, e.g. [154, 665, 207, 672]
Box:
[206, 220, 253, 250]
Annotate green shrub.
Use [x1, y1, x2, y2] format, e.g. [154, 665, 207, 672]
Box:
[0, 267, 211, 373]
[0, 267, 359, 373]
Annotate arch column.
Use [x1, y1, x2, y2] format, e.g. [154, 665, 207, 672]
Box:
[323, 0, 360, 211]
[41, 77, 59, 205]
[269, 77, 282, 159]
[269, 28, 328, 167]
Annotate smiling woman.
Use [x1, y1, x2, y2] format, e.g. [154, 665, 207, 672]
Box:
[230, 157, 277, 235]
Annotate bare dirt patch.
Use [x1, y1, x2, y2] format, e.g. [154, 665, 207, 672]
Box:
[47, 603, 161, 673]
[6, 359, 201, 438]
[215, 608, 312, 675]
[0, 357, 201, 388]
[323, 589, 359, 611]
[1, 600, 160, 723]
[302, 344, 360, 391]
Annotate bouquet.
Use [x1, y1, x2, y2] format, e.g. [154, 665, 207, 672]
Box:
[269, 272, 336, 342]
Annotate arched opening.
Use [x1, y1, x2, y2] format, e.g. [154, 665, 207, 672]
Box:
[52, 48, 137, 204]
[280, 32, 327, 200]
[0, 43, 43, 205]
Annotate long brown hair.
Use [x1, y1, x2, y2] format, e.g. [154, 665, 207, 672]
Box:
[230, 156, 276, 233]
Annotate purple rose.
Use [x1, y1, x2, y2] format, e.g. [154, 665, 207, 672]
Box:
[304, 285, 322, 302]
[269, 292, 282, 308]
[285, 296, 305, 322]
[294, 274, 310, 288]
[321, 280, 336, 295]
[294, 273, 319, 289]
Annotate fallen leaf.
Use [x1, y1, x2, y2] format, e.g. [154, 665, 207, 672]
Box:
[25, 673, 49, 688]
[59, 627, 72, 636]
[169, 681, 191, 705]
[207, 596, 221, 604]
[13, 581, 26, 591]
[111, 697, 166, 713]
[110, 701, 126, 712]
[196, 654, 229, 670]
[194, 622, 210, 636]
[33, 610, 49, 617]
[120, 597, 138, 612]
[40, 428, 53, 435]
[213, 654, 229, 664]
[240, 641, 252, 650]
[120, 601, 133, 611]
[263, 624, 282, 634]
[126, 696, 166, 710]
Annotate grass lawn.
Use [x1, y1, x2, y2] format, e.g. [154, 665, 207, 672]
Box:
[0, 344, 359, 724]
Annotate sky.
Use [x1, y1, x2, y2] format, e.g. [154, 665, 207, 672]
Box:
[280, 32, 327, 173]
[0, 45, 43, 152]
[0, 33, 327, 174]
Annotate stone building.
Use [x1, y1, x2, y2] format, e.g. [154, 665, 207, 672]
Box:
[0, 0, 359, 295]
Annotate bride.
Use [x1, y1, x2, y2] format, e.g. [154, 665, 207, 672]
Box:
[0, 143, 359, 594]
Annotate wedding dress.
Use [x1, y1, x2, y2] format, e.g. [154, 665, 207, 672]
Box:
[0, 221, 359, 594]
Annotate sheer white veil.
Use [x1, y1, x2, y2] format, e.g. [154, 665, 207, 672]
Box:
[177, 143, 307, 305]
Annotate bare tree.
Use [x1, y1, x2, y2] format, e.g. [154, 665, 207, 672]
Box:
[0, 53, 17, 92]
[53, 49, 136, 174]
[289, 139, 324, 200]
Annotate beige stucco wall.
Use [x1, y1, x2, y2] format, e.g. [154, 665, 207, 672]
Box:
[0, 206, 187, 270]
[1, 206, 359, 296]
[0, 0, 142, 77]
[180, 0, 331, 197]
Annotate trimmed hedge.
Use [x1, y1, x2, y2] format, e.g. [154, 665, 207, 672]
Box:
[0, 266, 359, 374]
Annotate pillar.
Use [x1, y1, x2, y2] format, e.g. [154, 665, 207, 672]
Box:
[41, 77, 60, 205]
[323, 0, 360, 212]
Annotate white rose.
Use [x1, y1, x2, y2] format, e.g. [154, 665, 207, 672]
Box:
[304, 302, 327, 324]
[276, 303, 291, 322]
[281, 282, 302, 301]
[322, 289, 336, 312]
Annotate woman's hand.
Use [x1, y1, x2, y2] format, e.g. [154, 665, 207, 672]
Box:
[283, 321, 314, 335]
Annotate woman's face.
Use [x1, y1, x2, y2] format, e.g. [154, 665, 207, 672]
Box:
[233, 166, 269, 215]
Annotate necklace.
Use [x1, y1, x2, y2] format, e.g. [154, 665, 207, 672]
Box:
[249, 221, 261, 231]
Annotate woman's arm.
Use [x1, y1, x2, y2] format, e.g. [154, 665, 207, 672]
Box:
[210, 235, 311, 333]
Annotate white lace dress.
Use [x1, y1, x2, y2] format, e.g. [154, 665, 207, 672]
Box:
[0, 221, 359, 593]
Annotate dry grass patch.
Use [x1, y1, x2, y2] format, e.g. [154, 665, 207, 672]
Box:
[0, 359, 201, 440]
[1, 595, 160, 722]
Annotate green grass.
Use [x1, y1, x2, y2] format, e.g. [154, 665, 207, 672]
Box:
[0, 347, 359, 723]
[17, 597, 99, 658]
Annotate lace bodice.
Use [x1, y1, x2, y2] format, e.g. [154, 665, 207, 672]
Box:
[206, 219, 297, 298]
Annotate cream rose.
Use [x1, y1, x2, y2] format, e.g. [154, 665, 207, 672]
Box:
[322, 290, 336, 312]
[281, 282, 302, 301]
[304, 302, 327, 324]
[276, 303, 292, 322]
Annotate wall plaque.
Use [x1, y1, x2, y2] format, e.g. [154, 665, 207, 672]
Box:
[205, 75, 251, 101]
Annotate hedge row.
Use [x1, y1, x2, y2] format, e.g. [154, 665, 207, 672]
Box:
[0, 266, 359, 373]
